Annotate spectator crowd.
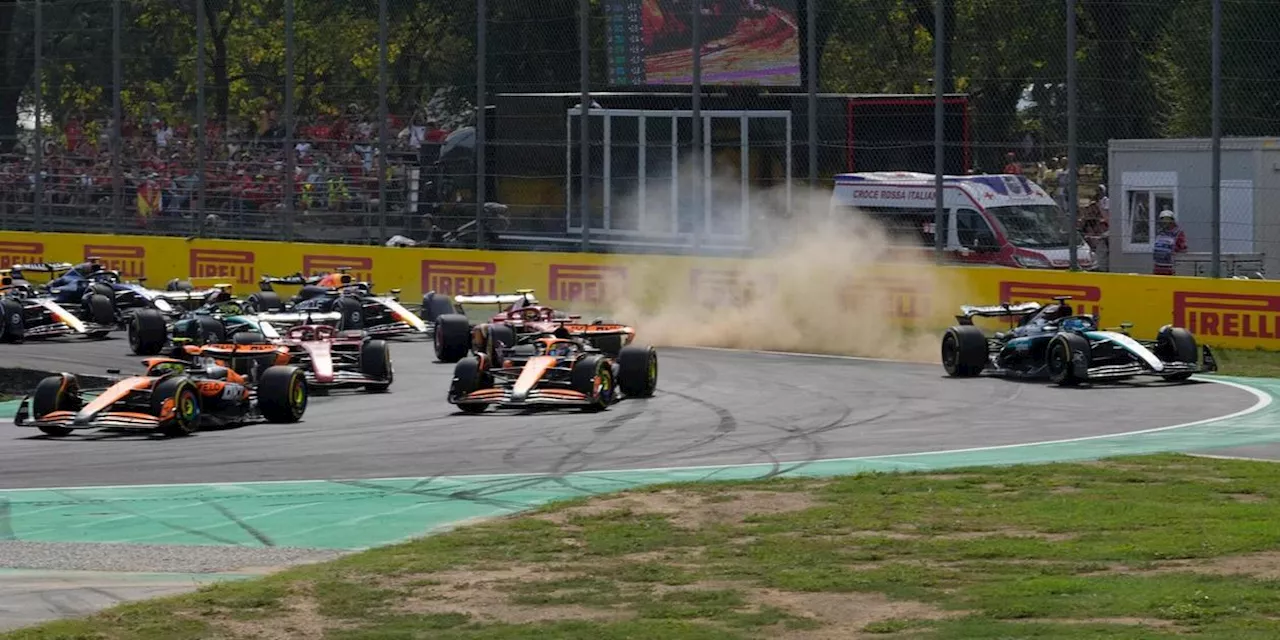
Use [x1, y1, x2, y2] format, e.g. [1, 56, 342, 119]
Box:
[0, 107, 451, 237]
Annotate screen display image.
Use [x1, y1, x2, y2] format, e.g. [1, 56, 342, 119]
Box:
[606, 0, 801, 87]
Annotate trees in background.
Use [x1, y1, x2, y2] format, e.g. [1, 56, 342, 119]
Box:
[0, 0, 1275, 164]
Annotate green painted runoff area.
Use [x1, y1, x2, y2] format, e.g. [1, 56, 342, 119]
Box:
[0, 375, 1277, 551]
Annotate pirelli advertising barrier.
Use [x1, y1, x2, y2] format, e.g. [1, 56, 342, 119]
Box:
[4, 231, 1280, 351]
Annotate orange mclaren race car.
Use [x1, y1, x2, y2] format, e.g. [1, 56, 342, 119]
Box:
[14, 345, 308, 438]
[447, 332, 658, 412]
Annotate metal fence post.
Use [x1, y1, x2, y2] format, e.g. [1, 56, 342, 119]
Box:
[195, 0, 207, 236]
[691, 0, 702, 250]
[1066, 0, 1079, 270]
[33, 0, 43, 232]
[284, 0, 295, 242]
[475, 0, 487, 250]
[579, 0, 589, 252]
[377, 0, 389, 241]
[111, 0, 123, 231]
[1210, 0, 1222, 278]
[932, 0, 945, 263]
[806, 0, 816, 191]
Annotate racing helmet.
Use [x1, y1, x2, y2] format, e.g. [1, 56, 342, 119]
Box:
[1041, 303, 1072, 322]
[547, 341, 575, 358]
[1060, 316, 1091, 332]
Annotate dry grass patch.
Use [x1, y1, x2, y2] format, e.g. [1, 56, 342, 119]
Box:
[535, 487, 817, 530]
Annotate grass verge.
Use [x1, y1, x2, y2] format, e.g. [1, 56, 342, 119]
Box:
[1213, 348, 1280, 379]
[9, 453, 1280, 639]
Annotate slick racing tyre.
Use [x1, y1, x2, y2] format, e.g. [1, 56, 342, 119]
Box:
[450, 357, 491, 413]
[1048, 333, 1091, 386]
[84, 293, 116, 336]
[152, 377, 201, 437]
[334, 296, 364, 331]
[259, 366, 308, 423]
[245, 291, 284, 313]
[233, 331, 269, 344]
[0, 299, 25, 343]
[942, 325, 987, 377]
[32, 374, 80, 437]
[434, 314, 472, 363]
[421, 292, 455, 323]
[616, 345, 658, 398]
[477, 324, 517, 361]
[1156, 326, 1198, 382]
[129, 308, 170, 355]
[360, 339, 394, 392]
[571, 355, 616, 411]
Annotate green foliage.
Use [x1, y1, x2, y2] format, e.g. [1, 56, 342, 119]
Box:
[2, 0, 1278, 162]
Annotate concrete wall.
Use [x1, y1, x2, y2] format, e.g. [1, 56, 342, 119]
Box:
[1106, 138, 1280, 277]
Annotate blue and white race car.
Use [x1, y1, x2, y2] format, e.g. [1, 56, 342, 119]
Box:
[941, 296, 1216, 385]
[0, 262, 119, 341]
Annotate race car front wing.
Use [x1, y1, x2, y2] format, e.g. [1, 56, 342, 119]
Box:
[450, 387, 595, 408]
[22, 320, 116, 338]
[302, 368, 390, 388]
[15, 404, 165, 431]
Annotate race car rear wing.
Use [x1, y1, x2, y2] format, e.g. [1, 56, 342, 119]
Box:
[556, 322, 635, 337]
[256, 311, 344, 339]
[6, 262, 75, 274]
[258, 273, 319, 289]
[453, 289, 537, 306]
[955, 301, 1042, 325]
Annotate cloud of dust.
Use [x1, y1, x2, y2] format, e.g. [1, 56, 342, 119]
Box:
[592, 165, 975, 364]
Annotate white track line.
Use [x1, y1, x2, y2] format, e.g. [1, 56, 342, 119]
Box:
[0, 351, 1270, 493]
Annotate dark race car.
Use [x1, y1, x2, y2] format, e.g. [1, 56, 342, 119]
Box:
[253, 270, 427, 338]
[14, 349, 308, 438]
[0, 264, 117, 341]
[447, 330, 657, 412]
[941, 296, 1217, 386]
[428, 289, 636, 363]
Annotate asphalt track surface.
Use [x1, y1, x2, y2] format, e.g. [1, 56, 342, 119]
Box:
[0, 335, 1260, 490]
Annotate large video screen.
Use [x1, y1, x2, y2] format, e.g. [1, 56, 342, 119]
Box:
[605, 0, 801, 87]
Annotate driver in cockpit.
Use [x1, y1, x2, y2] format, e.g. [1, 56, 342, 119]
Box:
[543, 341, 576, 358]
[1010, 302, 1073, 338]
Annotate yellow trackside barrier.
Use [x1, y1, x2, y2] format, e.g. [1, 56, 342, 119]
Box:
[5, 231, 1280, 350]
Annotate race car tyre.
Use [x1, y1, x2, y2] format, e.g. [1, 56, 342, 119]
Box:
[434, 314, 472, 363]
[151, 377, 201, 437]
[0, 299, 25, 343]
[88, 283, 116, 301]
[85, 293, 116, 331]
[617, 345, 658, 398]
[422, 292, 455, 322]
[942, 325, 988, 377]
[589, 335, 626, 357]
[259, 366, 308, 423]
[234, 331, 268, 345]
[129, 308, 169, 355]
[1156, 326, 1198, 382]
[1048, 333, 1091, 386]
[360, 339, 394, 392]
[166, 278, 195, 292]
[32, 374, 80, 437]
[334, 296, 364, 331]
[571, 355, 615, 411]
[450, 357, 491, 413]
[246, 291, 284, 313]
[181, 315, 226, 345]
[486, 324, 517, 358]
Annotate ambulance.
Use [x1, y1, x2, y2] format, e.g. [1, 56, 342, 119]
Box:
[830, 172, 1095, 270]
